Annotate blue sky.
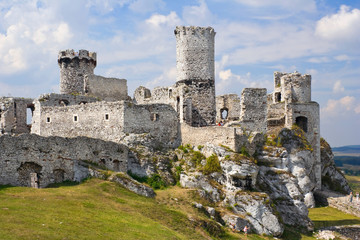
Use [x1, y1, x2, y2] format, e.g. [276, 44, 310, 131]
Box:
[0, 0, 359, 147]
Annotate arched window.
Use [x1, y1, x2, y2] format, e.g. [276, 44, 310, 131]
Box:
[296, 116, 308, 132]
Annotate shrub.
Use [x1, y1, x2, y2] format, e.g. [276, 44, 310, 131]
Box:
[191, 151, 206, 166]
[203, 154, 222, 175]
[147, 174, 167, 190]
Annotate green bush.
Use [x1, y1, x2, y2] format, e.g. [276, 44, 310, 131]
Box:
[147, 174, 167, 190]
[203, 154, 222, 175]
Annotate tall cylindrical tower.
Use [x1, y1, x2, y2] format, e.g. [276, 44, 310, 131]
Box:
[174, 26, 216, 126]
[58, 49, 97, 94]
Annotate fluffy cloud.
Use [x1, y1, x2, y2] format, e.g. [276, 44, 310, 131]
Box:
[322, 96, 358, 115]
[183, 0, 213, 26]
[0, 1, 75, 74]
[315, 5, 360, 42]
[146, 11, 180, 27]
[333, 81, 345, 93]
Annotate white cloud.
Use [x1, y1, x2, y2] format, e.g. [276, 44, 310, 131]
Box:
[334, 54, 351, 61]
[315, 5, 360, 42]
[233, 0, 316, 13]
[146, 67, 177, 89]
[308, 57, 330, 63]
[322, 96, 357, 115]
[333, 81, 345, 93]
[183, 0, 213, 26]
[146, 11, 180, 28]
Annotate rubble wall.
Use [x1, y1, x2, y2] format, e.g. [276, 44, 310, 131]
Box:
[85, 75, 128, 101]
[216, 94, 241, 122]
[180, 123, 238, 151]
[0, 97, 34, 135]
[240, 88, 267, 133]
[0, 134, 128, 187]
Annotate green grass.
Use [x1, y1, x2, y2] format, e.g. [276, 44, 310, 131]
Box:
[0, 179, 206, 240]
[309, 206, 360, 229]
[3, 179, 360, 240]
[346, 175, 360, 193]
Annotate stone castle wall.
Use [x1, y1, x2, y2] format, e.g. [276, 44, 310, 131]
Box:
[31, 98, 181, 149]
[0, 97, 34, 135]
[0, 134, 128, 187]
[84, 75, 128, 101]
[180, 123, 238, 151]
[216, 94, 241, 122]
[240, 88, 267, 133]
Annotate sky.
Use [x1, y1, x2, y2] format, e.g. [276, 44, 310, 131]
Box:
[0, 0, 359, 147]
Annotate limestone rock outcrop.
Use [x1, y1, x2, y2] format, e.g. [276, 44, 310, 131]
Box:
[320, 138, 351, 194]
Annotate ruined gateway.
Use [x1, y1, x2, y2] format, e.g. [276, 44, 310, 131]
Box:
[0, 26, 349, 236]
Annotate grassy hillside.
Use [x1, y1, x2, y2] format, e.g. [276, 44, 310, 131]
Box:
[0, 178, 271, 240]
[2, 178, 360, 240]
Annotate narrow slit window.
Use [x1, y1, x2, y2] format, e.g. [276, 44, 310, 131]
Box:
[105, 114, 109, 120]
[46, 117, 51, 123]
[73, 115, 78, 122]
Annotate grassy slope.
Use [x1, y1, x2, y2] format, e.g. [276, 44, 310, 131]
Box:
[0, 179, 271, 240]
[2, 178, 360, 240]
[0, 179, 206, 240]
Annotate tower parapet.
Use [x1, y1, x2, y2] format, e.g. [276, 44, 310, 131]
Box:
[58, 49, 97, 94]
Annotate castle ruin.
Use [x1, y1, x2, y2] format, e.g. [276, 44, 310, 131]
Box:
[0, 26, 320, 189]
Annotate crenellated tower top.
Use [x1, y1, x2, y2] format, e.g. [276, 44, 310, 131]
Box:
[58, 49, 97, 94]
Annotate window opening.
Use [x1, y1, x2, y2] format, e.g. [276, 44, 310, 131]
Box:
[296, 116, 308, 133]
[220, 108, 228, 119]
[275, 92, 281, 102]
[150, 113, 159, 121]
[46, 117, 51, 123]
[105, 114, 109, 120]
[73, 115, 78, 122]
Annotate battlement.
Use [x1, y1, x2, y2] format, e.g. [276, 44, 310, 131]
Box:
[174, 26, 215, 37]
[58, 49, 97, 66]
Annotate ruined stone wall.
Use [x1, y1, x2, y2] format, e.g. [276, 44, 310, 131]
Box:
[0, 134, 128, 188]
[176, 80, 216, 126]
[216, 94, 241, 122]
[58, 49, 96, 94]
[31, 94, 99, 135]
[280, 72, 311, 103]
[0, 97, 34, 135]
[123, 103, 181, 148]
[32, 98, 181, 149]
[32, 101, 125, 141]
[240, 88, 267, 133]
[180, 123, 238, 151]
[84, 75, 128, 101]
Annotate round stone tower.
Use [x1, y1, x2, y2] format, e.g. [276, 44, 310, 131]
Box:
[58, 49, 97, 94]
[174, 26, 216, 126]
